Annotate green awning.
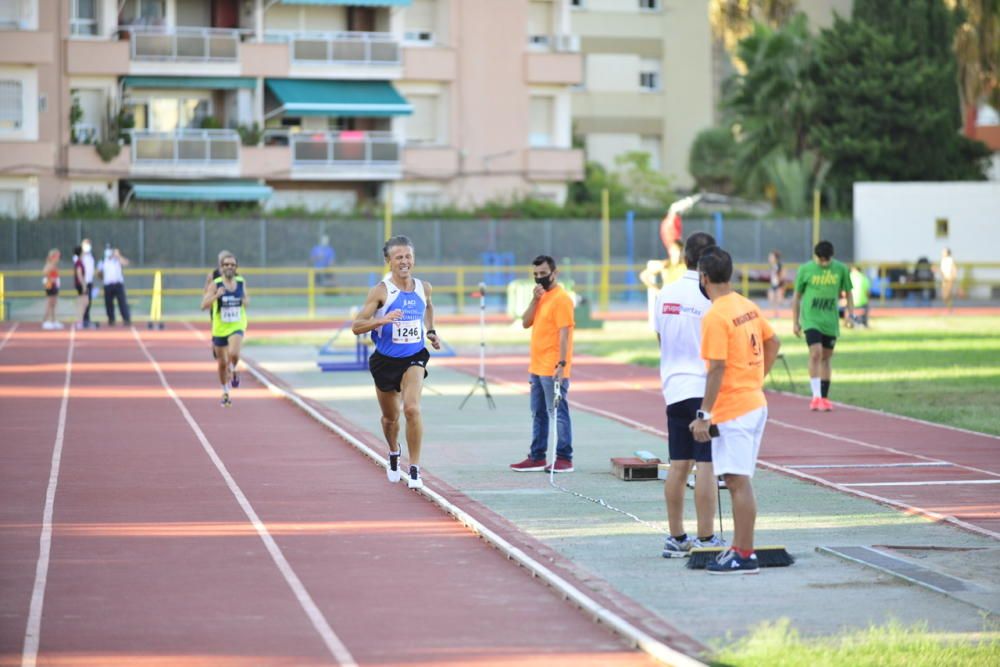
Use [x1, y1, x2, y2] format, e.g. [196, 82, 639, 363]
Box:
[131, 182, 273, 202]
[278, 1, 411, 6]
[265, 79, 412, 118]
[122, 76, 257, 90]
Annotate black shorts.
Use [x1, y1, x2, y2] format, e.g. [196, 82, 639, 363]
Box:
[75, 283, 84, 296]
[666, 397, 712, 463]
[45, 287, 59, 297]
[369, 348, 430, 393]
[212, 330, 243, 347]
[804, 329, 836, 349]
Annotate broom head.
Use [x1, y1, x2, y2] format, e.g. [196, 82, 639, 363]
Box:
[686, 546, 795, 570]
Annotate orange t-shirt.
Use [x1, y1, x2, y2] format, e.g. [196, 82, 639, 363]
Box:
[701, 292, 775, 424]
[529, 284, 575, 378]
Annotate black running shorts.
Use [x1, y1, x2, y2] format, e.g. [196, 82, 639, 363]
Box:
[666, 397, 713, 463]
[804, 328, 836, 349]
[369, 348, 430, 393]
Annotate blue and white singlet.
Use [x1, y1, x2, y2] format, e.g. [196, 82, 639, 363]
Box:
[372, 277, 426, 358]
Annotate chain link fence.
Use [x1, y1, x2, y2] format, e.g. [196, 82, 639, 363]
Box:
[0, 216, 853, 269]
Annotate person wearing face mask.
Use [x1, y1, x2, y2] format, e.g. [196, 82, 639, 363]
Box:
[653, 232, 725, 558]
[509, 255, 576, 473]
[79, 239, 98, 328]
[97, 245, 131, 326]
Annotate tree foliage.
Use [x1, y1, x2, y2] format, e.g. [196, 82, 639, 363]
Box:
[709, 0, 799, 70]
[689, 127, 739, 194]
[811, 5, 991, 206]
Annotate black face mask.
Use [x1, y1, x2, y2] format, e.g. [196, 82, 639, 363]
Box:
[699, 278, 709, 299]
[534, 274, 553, 289]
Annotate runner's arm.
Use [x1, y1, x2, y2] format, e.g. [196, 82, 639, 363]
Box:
[690, 359, 725, 442]
[351, 283, 397, 334]
[201, 284, 223, 310]
[553, 325, 570, 381]
[791, 290, 802, 336]
[522, 286, 543, 328]
[423, 281, 441, 350]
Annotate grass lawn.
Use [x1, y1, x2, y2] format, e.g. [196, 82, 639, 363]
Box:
[573, 315, 1000, 437]
[711, 619, 999, 667]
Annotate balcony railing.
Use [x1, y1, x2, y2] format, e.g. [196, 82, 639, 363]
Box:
[119, 26, 243, 62]
[264, 30, 400, 66]
[0, 0, 33, 31]
[131, 129, 240, 165]
[527, 33, 580, 53]
[267, 130, 401, 171]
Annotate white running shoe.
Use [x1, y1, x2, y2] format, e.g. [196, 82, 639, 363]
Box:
[407, 465, 424, 489]
[387, 450, 401, 483]
[42, 321, 54, 330]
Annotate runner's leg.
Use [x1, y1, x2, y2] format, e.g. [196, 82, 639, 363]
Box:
[400, 365, 425, 466]
[375, 387, 402, 455]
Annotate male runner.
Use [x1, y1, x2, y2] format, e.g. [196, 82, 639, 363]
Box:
[353, 236, 441, 489]
[201, 251, 248, 407]
[792, 240, 853, 411]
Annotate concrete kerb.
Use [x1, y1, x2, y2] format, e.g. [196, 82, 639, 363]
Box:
[242, 357, 710, 667]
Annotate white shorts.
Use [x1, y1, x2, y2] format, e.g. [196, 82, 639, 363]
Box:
[711, 406, 767, 477]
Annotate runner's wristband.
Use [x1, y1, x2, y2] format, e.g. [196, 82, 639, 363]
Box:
[426, 328, 436, 336]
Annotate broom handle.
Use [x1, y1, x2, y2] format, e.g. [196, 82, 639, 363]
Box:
[717, 478, 724, 540]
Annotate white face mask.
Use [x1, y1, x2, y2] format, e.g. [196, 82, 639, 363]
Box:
[82, 243, 91, 254]
[105, 249, 113, 260]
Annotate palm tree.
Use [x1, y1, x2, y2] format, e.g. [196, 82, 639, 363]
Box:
[709, 0, 799, 71]
[945, 0, 1000, 137]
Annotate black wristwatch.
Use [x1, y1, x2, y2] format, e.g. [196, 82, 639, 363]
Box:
[426, 328, 437, 336]
[555, 360, 566, 368]
[696, 409, 712, 421]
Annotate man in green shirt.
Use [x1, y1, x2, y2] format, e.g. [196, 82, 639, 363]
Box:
[792, 241, 854, 412]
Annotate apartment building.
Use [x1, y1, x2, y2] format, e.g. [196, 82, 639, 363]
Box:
[570, 0, 853, 188]
[0, 0, 583, 217]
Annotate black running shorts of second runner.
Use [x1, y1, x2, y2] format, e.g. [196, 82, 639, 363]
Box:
[804, 328, 836, 349]
[369, 348, 430, 393]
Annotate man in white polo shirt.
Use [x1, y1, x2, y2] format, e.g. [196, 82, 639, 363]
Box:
[98, 245, 132, 326]
[653, 232, 724, 558]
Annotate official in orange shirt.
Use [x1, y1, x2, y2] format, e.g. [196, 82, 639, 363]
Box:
[510, 255, 575, 473]
[690, 247, 780, 575]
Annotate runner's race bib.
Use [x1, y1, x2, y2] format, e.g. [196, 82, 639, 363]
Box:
[220, 306, 241, 323]
[392, 320, 422, 344]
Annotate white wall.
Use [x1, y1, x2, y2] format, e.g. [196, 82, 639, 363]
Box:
[853, 182, 1000, 265]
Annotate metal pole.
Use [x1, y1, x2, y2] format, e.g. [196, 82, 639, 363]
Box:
[383, 183, 392, 242]
[812, 189, 821, 248]
[625, 210, 635, 302]
[713, 212, 723, 247]
[260, 218, 267, 267]
[200, 217, 206, 267]
[138, 218, 144, 265]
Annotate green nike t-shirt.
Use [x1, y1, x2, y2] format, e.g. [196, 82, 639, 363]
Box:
[794, 259, 852, 337]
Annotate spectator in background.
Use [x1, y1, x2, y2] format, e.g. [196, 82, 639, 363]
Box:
[42, 249, 63, 330]
[847, 265, 870, 328]
[310, 234, 336, 287]
[72, 245, 88, 330]
[913, 257, 935, 303]
[80, 238, 97, 328]
[767, 250, 786, 318]
[640, 241, 685, 327]
[98, 245, 131, 326]
[939, 248, 958, 312]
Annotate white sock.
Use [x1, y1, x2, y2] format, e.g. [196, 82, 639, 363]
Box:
[222, 383, 231, 393]
[810, 377, 821, 398]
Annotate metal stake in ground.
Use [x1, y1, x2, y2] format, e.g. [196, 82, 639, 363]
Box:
[459, 282, 496, 409]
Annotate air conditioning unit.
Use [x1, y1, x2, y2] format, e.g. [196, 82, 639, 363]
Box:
[404, 30, 434, 43]
[553, 34, 580, 53]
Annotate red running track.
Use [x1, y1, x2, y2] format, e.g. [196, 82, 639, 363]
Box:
[0, 323, 681, 667]
[437, 354, 1000, 539]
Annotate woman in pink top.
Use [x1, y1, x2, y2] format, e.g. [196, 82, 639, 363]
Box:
[42, 248, 63, 330]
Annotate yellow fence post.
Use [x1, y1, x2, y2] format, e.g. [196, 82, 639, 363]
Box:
[879, 264, 886, 305]
[812, 189, 821, 248]
[0, 273, 5, 321]
[307, 269, 316, 319]
[384, 183, 393, 242]
[742, 264, 750, 296]
[456, 267, 465, 314]
[600, 188, 610, 312]
[148, 271, 163, 324]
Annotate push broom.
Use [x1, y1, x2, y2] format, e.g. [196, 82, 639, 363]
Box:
[686, 476, 794, 569]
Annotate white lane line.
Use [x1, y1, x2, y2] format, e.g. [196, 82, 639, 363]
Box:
[842, 480, 1000, 488]
[131, 327, 357, 667]
[225, 354, 705, 665]
[0, 323, 20, 352]
[768, 418, 1000, 479]
[22, 327, 75, 667]
[754, 459, 1000, 541]
[789, 462, 951, 469]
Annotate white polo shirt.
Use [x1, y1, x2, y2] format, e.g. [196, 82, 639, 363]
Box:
[653, 270, 711, 406]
